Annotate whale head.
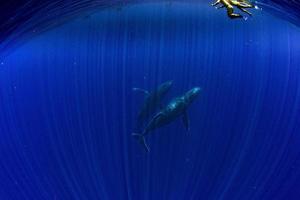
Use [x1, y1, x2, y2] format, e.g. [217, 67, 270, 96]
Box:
[158, 80, 173, 95]
[185, 87, 201, 104]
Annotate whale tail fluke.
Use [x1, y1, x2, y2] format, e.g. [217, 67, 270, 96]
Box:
[132, 133, 150, 153]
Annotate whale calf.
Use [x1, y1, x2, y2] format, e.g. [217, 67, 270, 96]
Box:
[133, 87, 201, 152]
[133, 81, 173, 129]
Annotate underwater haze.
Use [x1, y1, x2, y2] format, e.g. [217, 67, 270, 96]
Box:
[1, 2, 300, 200]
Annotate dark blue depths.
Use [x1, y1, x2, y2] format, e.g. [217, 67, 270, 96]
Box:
[0, 3, 300, 200]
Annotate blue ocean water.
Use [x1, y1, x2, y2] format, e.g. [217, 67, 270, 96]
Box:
[1, 2, 300, 199]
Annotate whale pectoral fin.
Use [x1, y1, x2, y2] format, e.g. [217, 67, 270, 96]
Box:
[151, 112, 163, 123]
[132, 133, 150, 152]
[182, 111, 190, 132]
[144, 112, 163, 133]
[132, 88, 150, 97]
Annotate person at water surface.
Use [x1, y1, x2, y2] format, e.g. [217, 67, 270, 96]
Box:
[212, 0, 254, 18]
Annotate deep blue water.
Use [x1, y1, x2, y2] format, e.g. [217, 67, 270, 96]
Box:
[1, 2, 300, 199]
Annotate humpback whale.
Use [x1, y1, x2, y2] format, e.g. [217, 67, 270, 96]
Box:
[133, 81, 173, 128]
[133, 87, 201, 152]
